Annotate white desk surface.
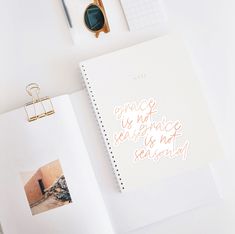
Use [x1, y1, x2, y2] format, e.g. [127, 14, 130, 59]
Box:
[0, 0, 234, 233]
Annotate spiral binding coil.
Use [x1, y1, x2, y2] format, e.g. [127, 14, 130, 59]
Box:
[81, 64, 125, 191]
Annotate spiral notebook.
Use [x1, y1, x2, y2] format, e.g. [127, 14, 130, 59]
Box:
[80, 34, 223, 192]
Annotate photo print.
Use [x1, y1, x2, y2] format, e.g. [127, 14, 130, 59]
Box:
[20, 159, 72, 215]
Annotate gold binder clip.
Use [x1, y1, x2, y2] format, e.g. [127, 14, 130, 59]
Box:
[24, 83, 55, 122]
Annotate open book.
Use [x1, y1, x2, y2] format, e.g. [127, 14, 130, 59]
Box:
[0, 35, 222, 234]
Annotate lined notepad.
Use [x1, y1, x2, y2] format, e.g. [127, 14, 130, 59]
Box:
[120, 0, 167, 31]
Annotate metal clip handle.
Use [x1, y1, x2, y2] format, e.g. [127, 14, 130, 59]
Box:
[24, 83, 55, 122]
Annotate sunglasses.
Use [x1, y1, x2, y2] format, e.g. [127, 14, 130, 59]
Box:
[84, 0, 110, 38]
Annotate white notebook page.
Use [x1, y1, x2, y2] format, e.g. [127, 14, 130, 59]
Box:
[0, 95, 114, 234]
[70, 90, 221, 233]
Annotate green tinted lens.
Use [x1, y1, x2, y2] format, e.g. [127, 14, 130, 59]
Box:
[84, 4, 105, 31]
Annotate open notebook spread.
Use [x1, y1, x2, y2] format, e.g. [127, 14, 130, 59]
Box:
[0, 35, 222, 234]
[0, 96, 114, 234]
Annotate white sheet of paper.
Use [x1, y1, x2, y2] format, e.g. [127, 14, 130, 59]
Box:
[0, 95, 114, 234]
[120, 0, 167, 31]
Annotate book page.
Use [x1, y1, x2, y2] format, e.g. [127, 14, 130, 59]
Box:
[0, 95, 114, 234]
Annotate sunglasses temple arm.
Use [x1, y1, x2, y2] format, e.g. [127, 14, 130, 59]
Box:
[94, 0, 104, 8]
[98, 0, 110, 33]
[95, 31, 100, 38]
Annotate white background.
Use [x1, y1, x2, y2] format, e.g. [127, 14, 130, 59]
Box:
[0, 0, 234, 233]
